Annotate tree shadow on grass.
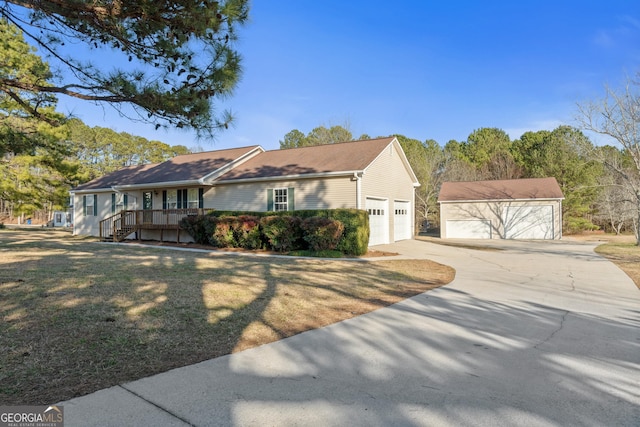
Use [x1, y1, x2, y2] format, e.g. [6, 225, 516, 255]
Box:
[0, 230, 449, 405]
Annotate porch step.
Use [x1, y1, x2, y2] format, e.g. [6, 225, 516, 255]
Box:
[114, 226, 136, 242]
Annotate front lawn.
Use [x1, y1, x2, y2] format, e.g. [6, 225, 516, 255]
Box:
[595, 240, 640, 289]
[0, 229, 454, 405]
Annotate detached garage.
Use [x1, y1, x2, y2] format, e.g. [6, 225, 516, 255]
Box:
[438, 178, 564, 240]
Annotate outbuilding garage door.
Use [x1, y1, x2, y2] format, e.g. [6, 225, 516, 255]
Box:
[366, 198, 389, 246]
[394, 201, 411, 241]
[504, 205, 554, 239]
[446, 220, 492, 239]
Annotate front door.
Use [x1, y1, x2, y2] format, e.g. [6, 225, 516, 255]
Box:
[142, 191, 153, 224]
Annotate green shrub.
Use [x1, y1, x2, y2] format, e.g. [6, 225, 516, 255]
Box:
[234, 215, 262, 249]
[266, 209, 369, 255]
[210, 217, 236, 247]
[191, 208, 370, 255]
[301, 217, 344, 251]
[180, 215, 217, 244]
[565, 217, 599, 235]
[326, 209, 369, 256]
[261, 216, 303, 252]
[179, 216, 199, 241]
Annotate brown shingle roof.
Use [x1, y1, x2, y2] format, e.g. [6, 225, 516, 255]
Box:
[74, 146, 261, 190]
[73, 163, 158, 191]
[72, 137, 411, 191]
[438, 178, 564, 202]
[218, 137, 396, 181]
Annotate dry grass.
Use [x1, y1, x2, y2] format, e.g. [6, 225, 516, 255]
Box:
[0, 229, 454, 405]
[592, 238, 640, 290]
[567, 232, 640, 289]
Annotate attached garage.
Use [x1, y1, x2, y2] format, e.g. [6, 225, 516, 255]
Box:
[438, 178, 564, 240]
[394, 200, 412, 241]
[366, 197, 389, 246]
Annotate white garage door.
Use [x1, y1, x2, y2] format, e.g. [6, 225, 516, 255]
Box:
[504, 205, 554, 239]
[394, 201, 411, 241]
[446, 220, 492, 239]
[366, 198, 389, 246]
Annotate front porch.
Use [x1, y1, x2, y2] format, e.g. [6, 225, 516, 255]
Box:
[99, 209, 212, 242]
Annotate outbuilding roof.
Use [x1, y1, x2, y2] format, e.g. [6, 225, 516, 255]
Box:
[438, 177, 564, 202]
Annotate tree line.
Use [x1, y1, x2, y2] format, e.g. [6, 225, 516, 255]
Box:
[1, 2, 638, 243]
[280, 122, 639, 240]
[0, 119, 190, 223]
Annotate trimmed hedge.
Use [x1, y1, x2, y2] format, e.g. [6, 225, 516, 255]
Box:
[210, 217, 235, 247]
[180, 215, 217, 244]
[235, 215, 262, 249]
[301, 217, 344, 251]
[180, 209, 369, 255]
[261, 216, 302, 252]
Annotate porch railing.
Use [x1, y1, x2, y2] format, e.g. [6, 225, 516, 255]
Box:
[99, 208, 210, 242]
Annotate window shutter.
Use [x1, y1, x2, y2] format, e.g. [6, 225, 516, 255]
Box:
[178, 188, 189, 209]
[267, 189, 274, 211]
[111, 193, 115, 213]
[198, 188, 204, 209]
[162, 191, 167, 209]
[83, 195, 87, 216]
[177, 189, 183, 209]
[93, 195, 98, 216]
[288, 187, 295, 211]
[123, 194, 128, 209]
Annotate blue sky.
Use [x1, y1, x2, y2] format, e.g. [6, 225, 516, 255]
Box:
[56, 1, 640, 151]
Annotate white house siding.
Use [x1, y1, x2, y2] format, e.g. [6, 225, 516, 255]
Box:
[440, 199, 562, 240]
[360, 141, 416, 242]
[71, 189, 150, 238]
[206, 176, 357, 211]
[72, 191, 114, 237]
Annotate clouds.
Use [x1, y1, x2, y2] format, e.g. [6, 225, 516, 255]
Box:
[592, 14, 640, 51]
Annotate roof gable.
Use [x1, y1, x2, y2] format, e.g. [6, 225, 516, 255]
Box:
[218, 137, 400, 181]
[438, 178, 564, 202]
[73, 163, 158, 191]
[74, 146, 262, 191]
[127, 146, 263, 185]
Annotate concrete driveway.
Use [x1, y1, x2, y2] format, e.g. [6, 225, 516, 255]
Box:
[61, 239, 640, 426]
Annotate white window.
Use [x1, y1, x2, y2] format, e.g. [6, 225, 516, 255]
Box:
[114, 193, 128, 212]
[187, 188, 199, 208]
[274, 188, 288, 211]
[166, 190, 177, 209]
[85, 195, 96, 216]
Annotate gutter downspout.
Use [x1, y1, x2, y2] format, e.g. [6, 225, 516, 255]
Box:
[354, 172, 363, 209]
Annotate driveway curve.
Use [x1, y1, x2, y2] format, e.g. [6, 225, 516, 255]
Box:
[62, 239, 640, 426]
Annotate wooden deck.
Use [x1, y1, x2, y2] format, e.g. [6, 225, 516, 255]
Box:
[99, 209, 212, 242]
